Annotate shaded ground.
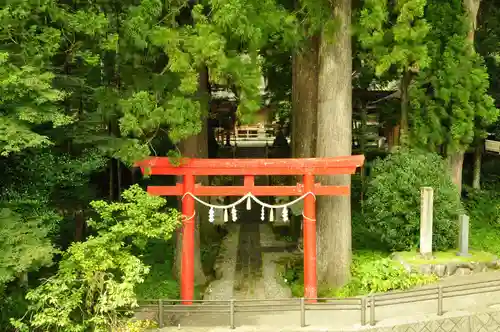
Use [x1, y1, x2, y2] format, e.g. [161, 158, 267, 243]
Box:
[233, 207, 263, 298]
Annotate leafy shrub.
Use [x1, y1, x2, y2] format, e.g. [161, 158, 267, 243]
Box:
[464, 188, 500, 255]
[464, 187, 500, 227]
[135, 239, 179, 300]
[113, 319, 158, 332]
[12, 185, 180, 332]
[278, 251, 437, 298]
[364, 149, 462, 251]
[331, 251, 437, 297]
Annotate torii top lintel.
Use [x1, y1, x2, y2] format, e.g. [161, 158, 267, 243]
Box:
[137, 155, 365, 176]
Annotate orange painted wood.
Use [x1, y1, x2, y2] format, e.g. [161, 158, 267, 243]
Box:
[136, 155, 364, 176]
[143, 166, 357, 176]
[147, 183, 349, 196]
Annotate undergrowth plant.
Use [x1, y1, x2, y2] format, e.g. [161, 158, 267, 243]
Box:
[279, 251, 437, 298]
[330, 251, 437, 297]
[12, 185, 180, 332]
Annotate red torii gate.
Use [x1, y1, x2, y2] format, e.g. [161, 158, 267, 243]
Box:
[137, 155, 364, 303]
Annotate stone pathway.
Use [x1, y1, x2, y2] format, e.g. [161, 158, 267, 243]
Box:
[203, 224, 240, 301]
[233, 207, 264, 299]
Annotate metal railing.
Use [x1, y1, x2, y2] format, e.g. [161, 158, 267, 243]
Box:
[136, 277, 500, 329]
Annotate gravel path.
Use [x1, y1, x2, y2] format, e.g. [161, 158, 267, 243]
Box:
[203, 224, 240, 301]
[259, 223, 293, 299]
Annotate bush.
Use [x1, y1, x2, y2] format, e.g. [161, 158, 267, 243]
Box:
[364, 149, 462, 251]
[464, 187, 500, 227]
[12, 185, 180, 332]
[330, 251, 437, 297]
[278, 251, 437, 298]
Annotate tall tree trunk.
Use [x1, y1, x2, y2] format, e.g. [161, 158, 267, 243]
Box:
[447, 151, 465, 193]
[472, 143, 482, 189]
[108, 158, 114, 201]
[292, 36, 319, 159]
[291, 36, 319, 246]
[175, 135, 207, 286]
[359, 104, 367, 209]
[448, 0, 481, 193]
[399, 70, 411, 146]
[174, 67, 210, 285]
[74, 210, 85, 242]
[465, 0, 482, 190]
[316, 0, 353, 288]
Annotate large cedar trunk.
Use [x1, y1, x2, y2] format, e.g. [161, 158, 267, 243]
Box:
[472, 143, 482, 189]
[316, 0, 353, 287]
[292, 36, 319, 159]
[399, 71, 411, 146]
[174, 68, 210, 285]
[447, 151, 465, 194]
[465, 0, 482, 190]
[448, 0, 481, 193]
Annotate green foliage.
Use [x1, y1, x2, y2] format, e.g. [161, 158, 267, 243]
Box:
[135, 239, 179, 300]
[357, 0, 430, 77]
[464, 187, 500, 257]
[114, 319, 158, 332]
[12, 185, 179, 332]
[464, 187, 500, 227]
[364, 149, 462, 251]
[279, 251, 437, 298]
[330, 251, 437, 297]
[0, 208, 56, 289]
[410, 0, 498, 152]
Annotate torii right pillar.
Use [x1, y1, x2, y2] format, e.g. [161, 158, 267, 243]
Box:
[302, 174, 317, 300]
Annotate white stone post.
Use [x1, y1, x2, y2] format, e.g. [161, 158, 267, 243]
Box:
[457, 214, 470, 257]
[420, 187, 434, 257]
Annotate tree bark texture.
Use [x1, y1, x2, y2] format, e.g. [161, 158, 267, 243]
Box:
[174, 67, 211, 285]
[472, 143, 482, 189]
[316, 0, 353, 288]
[466, 0, 482, 190]
[399, 70, 411, 146]
[292, 36, 319, 159]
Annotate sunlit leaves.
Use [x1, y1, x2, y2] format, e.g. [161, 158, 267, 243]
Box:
[410, 0, 498, 152]
[13, 185, 180, 331]
[0, 208, 56, 287]
[357, 0, 430, 77]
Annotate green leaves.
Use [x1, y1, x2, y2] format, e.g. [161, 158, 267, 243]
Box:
[13, 185, 180, 331]
[364, 149, 462, 251]
[0, 208, 56, 288]
[357, 0, 430, 77]
[410, 0, 498, 151]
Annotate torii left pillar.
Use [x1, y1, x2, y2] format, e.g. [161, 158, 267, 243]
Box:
[181, 174, 195, 304]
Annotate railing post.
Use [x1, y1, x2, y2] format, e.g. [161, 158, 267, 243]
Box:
[158, 299, 164, 328]
[229, 299, 235, 329]
[370, 295, 376, 326]
[300, 297, 306, 327]
[361, 297, 367, 326]
[438, 286, 443, 316]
